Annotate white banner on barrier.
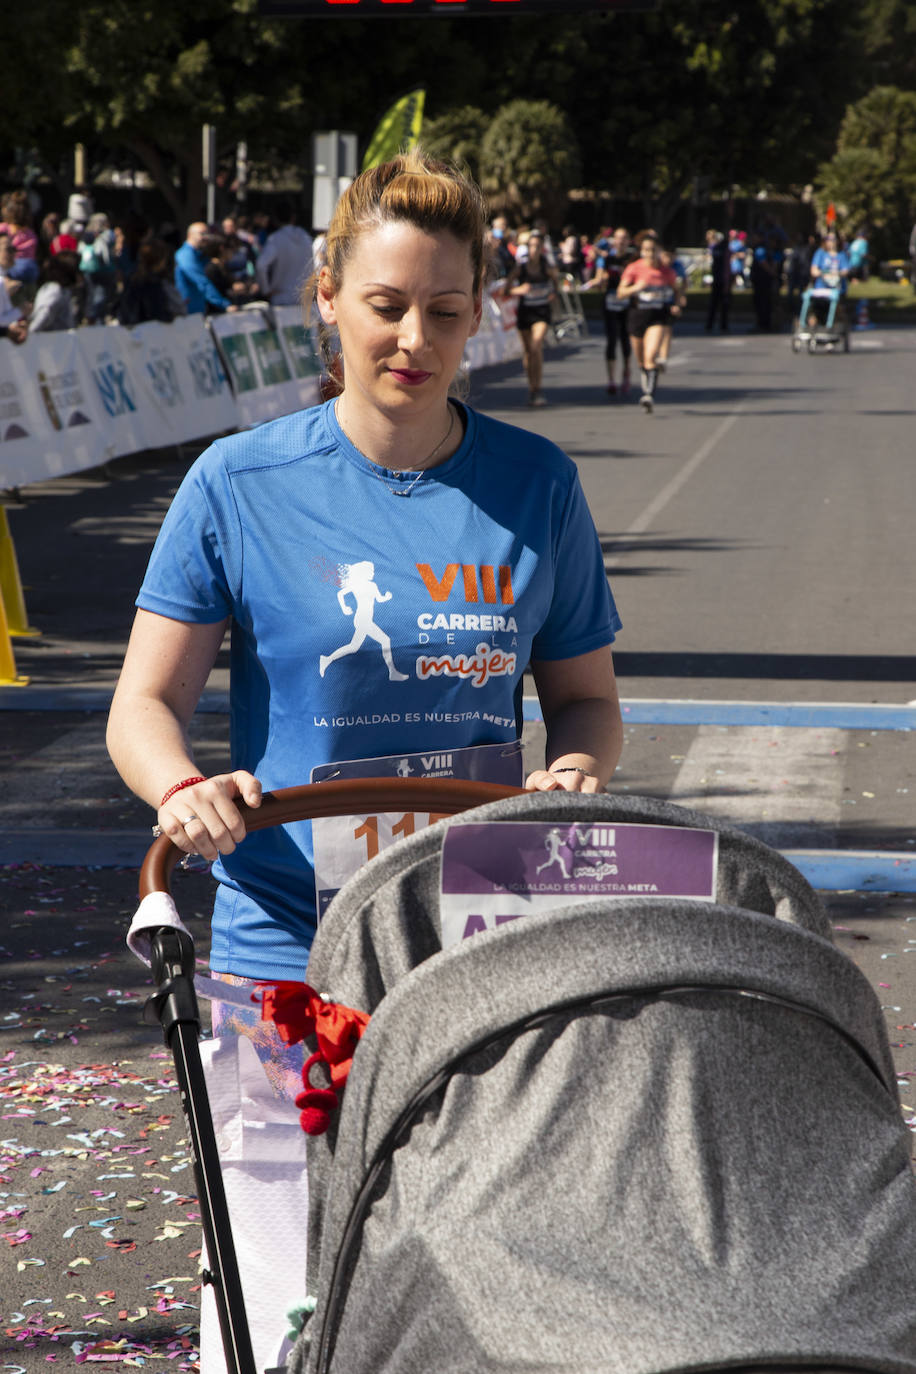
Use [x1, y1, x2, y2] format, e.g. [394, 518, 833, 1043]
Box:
[272, 305, 322, 410]
[119, 316, 237, 448]
[209, 309, 305, 427]
[78, 326, 151, 460]
[0, 330, 110, 487]
[463, 290, 522, 372]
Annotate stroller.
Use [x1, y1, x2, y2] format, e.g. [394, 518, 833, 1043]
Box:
[550, 274, 588, 341]
[135, 781, 916, 1374]
[792, 280, 850, 353]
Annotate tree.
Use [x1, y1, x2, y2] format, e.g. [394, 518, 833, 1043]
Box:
[417, 1, 869, 234]
[816, 86, 916, 258]
[0, 0, 875, 236]
[0, 1, 81, 196]
[479, 100, 581, 223]
[860, 0, 916, 93]
[54, 0, 320, 226]
[568, 0, 868, 231]
[421, 107, 490, 183]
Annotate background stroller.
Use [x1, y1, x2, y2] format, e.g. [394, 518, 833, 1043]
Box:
[792, 275, 850, 353]
[138, 783, 916, 1374]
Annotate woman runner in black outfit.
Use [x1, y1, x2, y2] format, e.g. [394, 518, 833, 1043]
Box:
[506, 230, 560, 407]
[589, 227, 637, 398]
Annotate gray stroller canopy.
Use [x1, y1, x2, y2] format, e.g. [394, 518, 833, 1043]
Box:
[292, 792, 916, 1374]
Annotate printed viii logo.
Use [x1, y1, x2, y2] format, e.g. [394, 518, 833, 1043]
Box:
[417, 563, 514, 605]
[416, 642, 517, 687]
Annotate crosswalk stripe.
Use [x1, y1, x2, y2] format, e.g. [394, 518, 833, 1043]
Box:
[525, 697, 916, 731]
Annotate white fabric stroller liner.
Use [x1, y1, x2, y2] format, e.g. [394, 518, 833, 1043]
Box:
[288, 792, 916, 1374]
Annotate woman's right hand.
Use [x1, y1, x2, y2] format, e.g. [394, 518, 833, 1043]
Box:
[156, 771, 263, 861]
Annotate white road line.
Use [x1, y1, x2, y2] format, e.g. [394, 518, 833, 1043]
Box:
[667, 723, 844, 847]
[605, 402, 747, 567]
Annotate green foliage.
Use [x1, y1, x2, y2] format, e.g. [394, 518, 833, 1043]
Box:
[0, 1, 78, 172]
[860, 0, 916, 93]
[0, 0, 885, 235]
[479, 100, 581, 221]
[421, 107, 490, 183]
[816, 86, 916, 258]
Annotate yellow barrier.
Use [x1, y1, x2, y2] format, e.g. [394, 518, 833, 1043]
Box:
[0, 507, 40, 638]
[0, 590, 29, 686]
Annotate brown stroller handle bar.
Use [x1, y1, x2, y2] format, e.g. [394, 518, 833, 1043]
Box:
[139, 776, 524, 899]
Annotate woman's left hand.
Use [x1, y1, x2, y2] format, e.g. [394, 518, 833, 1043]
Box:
[525, 767, 602, 793]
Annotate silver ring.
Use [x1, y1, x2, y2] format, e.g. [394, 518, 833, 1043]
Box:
[151, 823, 162, 838]
[181, 814, 197, 827]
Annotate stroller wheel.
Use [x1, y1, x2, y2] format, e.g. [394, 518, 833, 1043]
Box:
[791, 337, 801, 353]
[807, 337, 818, 354]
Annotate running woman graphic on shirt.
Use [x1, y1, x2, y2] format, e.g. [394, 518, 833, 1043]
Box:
[318, 560, 409, 682]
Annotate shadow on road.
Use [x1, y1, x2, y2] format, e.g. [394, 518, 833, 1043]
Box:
[613, 649, 916, 684]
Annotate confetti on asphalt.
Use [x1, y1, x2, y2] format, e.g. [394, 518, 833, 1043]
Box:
[1, 861, 212, 1370]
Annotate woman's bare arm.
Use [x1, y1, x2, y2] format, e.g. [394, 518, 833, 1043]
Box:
[526, 646, 623, 793]
[107, 609, 261, 860]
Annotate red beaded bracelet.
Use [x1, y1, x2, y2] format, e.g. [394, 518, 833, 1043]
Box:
[160, 776, 206, 809]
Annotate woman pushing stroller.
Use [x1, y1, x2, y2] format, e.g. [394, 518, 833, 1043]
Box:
[107, 150, 623, 1368]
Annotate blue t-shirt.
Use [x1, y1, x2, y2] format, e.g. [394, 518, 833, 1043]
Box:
[138, 400, 621, 979]
[174, 241, 231, 315]
[810, 248, 850, 293]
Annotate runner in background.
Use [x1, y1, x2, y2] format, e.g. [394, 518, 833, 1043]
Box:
[587, 226, 637, 398]
[505, 228, 561, 406]
[617, 231, 681, 413]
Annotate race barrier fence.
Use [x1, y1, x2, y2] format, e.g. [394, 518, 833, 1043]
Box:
[0, 292, 521, 491]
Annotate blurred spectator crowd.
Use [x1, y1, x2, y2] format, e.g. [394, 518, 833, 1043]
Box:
[0, 186, 314, 344]
[1, 180, 884, 347]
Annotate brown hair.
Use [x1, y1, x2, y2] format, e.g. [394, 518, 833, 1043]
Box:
[1, 190, 31, 229]
[315, 148, 488, 299]
[309, 148, 488, 395]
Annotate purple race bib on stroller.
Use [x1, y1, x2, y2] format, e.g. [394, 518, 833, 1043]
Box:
[440, 820, 718, 947]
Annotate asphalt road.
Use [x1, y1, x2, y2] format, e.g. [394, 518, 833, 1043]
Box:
[2, 314, 915, 1370]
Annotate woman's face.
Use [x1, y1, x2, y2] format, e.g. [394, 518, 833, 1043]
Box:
[317, 220, 481, 423]
[527, 234, 543, 259]
[640, 237, 659, 264]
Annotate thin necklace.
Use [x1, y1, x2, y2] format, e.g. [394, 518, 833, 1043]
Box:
[337, 403, 455, 497]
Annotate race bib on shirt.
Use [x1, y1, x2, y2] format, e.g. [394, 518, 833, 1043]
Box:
[604, 292, 630, 312]
[310, 740, 523, 916]
[439, 820, 718, 948]
[637, 285, 675, 307]
[523, 280, 554, 306]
